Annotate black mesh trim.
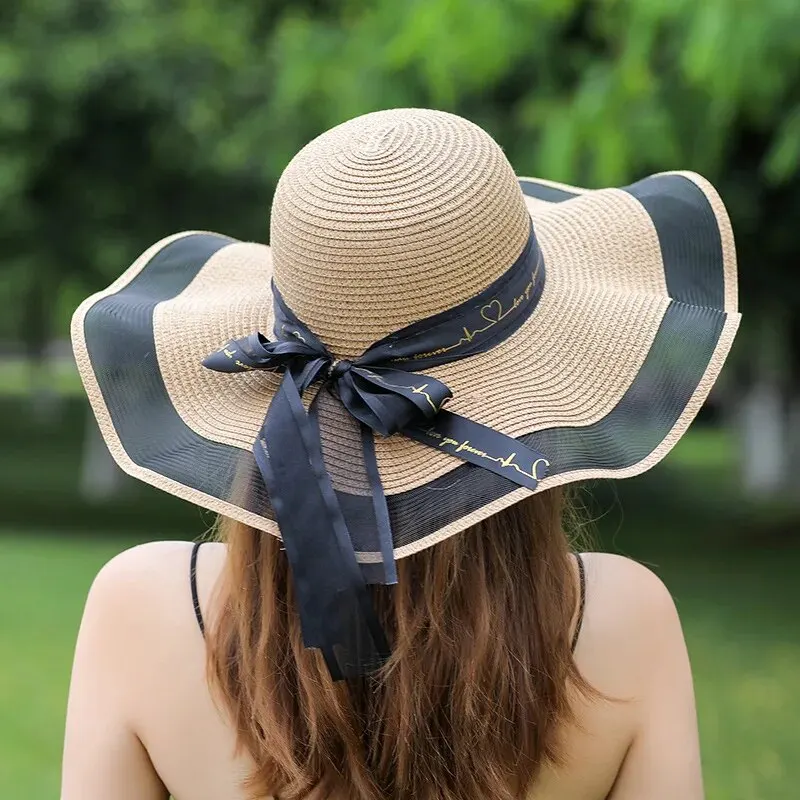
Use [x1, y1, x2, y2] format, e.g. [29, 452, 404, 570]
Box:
[520, 174, 727, 310]
[83, 234, 273, 521]
[625, 175, 726, 309]
[386, 300, 726, 547]
[525, 302, 725, 469]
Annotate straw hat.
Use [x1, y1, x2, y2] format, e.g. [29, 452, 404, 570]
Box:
[72, 108, 740, 561]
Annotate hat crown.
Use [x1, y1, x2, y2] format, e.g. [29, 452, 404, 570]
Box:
[270, 108, 530, 358]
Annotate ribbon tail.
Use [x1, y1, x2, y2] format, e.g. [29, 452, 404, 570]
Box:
[252, 372, 390, 679]
[360, 424, 398, 585]
[403, 410, 551, 491]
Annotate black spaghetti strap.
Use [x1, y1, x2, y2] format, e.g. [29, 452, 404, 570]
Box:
[571, 553, 586, 653]
[188, 543, 586, 648]
[190, 541, 206, 637]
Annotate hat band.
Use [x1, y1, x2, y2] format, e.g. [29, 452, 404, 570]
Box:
[203, 224, 547, 679]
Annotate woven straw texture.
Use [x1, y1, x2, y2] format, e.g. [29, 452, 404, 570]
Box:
[71, 109, 739, 558]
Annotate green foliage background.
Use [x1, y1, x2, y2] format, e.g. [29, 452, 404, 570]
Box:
[1, 0, 800, 347]
[1, 2, 800, 797]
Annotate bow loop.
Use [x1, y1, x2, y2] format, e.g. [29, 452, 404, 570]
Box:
[203, 332, 452, 437]
[347, 366, 452, 436]
[202, 331, 321, 374]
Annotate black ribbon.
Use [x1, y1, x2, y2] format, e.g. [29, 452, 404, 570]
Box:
[203, 224, 550, 679]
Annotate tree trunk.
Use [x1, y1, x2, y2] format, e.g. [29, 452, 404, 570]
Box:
[786, 310, 800, 496]
[739, 378, 787, 496]
[737, 309, 790, 498]
[79, 411, 127, 501]
[788, 396, 800, 494]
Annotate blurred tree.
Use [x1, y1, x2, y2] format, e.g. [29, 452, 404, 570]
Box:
[0, 0, 276, 347]
[0, 0, 279, 497]
[1, 0, 799, 491]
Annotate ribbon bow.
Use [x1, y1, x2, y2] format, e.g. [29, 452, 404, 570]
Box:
[203, 225, 550, 679]
[206, 329, 453, 438]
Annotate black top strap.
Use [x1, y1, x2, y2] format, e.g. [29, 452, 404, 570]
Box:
[188, 543, 586, 652]
[571, 553, 586, 653]
[190, 541, 206, 637]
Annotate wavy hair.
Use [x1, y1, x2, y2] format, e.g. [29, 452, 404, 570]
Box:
[208, 488, 591, 799]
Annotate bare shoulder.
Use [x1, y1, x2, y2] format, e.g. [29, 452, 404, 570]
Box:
[90, 540, 222, 596]
[66, 541, 232, 782]
[572, 554, 702, 798]
[576, 553, 687, 693]
[96, 539, 224, 575]
[84, 540, 227, 646]
[580, 552, 677, 616]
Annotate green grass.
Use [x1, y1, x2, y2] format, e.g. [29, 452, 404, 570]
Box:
[655, 548, 800, 799]
[0, 536, 125, 799]
[1, 533, 798, 800]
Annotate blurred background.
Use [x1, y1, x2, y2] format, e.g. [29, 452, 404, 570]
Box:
[0, 0, 798, 797]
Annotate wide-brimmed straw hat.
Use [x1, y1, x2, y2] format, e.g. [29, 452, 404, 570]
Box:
[72, 108, 739, 676]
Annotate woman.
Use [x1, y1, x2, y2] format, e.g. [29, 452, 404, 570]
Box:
[63, 108, 739, 799]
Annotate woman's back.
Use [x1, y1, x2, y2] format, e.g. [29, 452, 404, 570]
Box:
[64, 106, 736, 799]
[62, 541, 702, 800]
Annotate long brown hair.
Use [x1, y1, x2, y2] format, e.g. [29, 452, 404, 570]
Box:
[208, 488, 591, 799]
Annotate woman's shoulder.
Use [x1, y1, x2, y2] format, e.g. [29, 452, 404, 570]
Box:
[579, 552, 678, 625]
[576, 552, 687, 694]
[79, 541, 226, 657]
[88, 540, 225, 600]
[88, 545, 677, 634]
[579, 551, 675, 608]
[82, 544, 682, 673]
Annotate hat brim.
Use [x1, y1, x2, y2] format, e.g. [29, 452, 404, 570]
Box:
[72, 171, 739, 559]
